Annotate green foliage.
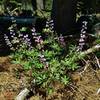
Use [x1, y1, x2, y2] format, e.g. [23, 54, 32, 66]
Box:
[94, 38, 100, 58]
[77, 0, 100, 14]
[10, 30, 84, 94]
[45, 0, 53, 11]
[61, 46, 82, 70]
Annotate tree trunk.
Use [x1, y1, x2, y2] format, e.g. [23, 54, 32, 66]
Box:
[36, 0, 45, 10]
[51, 0, 77, 35]
[21, 0, 33, 11]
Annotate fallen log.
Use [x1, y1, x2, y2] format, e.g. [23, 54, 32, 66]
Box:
[0, 16, 38, 25]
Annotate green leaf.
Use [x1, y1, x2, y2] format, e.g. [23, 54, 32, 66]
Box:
[61, 76, 69, 85]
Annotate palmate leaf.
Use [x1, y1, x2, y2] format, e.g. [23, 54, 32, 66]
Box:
[34, 62, 43, 69]
[12, 60, 21, 64]
[22, 61, 31, 70]
[51, 43, 61, 52]
[61, 76, 69, 85]
[43, 50, 55, 60]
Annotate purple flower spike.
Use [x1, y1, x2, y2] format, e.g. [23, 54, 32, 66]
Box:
[77, 20, 88, 51]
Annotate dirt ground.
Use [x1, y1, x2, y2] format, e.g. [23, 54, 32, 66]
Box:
[0, 57, 100, 100]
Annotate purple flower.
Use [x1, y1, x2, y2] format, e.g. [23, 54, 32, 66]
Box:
[79, 38, 84, 42]
[82, 30, 86, 34]
[4, 34, 12, 47]
[46, 20, 49, 28]
[35, 36, 43, 45]
[58, 34, 66, 46]
[31, 27, 36, 32]
[79, 42, 85, 45]
[82, 21, 88, 25]
[44, 62, 49, 69]
[24, 34, 28, 38]
[31, 27, 37, 36]
[39, 54, 46, 62]
[9, 27, 16, 37]
[38, 54, 48, 69]
[45, 19, 54, 33]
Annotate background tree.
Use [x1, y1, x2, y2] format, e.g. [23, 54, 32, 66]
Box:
[51, 0, 77, 35]
[77, 0, 100, 15]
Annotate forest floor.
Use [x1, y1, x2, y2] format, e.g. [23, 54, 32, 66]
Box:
[0, 56, 100, 100]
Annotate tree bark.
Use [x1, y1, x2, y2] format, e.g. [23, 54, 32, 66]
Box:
[51, 0, 77, 35]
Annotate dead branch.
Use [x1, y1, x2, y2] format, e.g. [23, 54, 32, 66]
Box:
[96, 88, 100, 95]
[95, 55, 100, 68]
[79, 60, 90, 75]
[15, 88, 30, 100]
[80, 44, 100, 56]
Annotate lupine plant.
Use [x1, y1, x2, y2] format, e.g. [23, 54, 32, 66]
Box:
[9, 19, 84, 94]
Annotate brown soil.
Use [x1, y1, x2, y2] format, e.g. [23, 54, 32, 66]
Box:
[0, 57, 30, 100]
[0, 57, 100, 100]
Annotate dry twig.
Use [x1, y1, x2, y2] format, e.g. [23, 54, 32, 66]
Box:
[94, 55, 100, 68]
[15, 88, 30, 100]
[80, 44, 100, 56]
